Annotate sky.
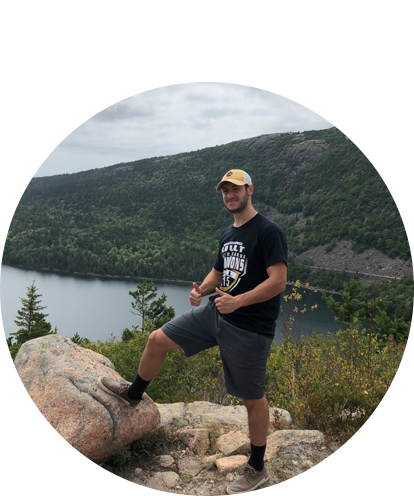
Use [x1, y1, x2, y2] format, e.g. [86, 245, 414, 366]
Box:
[36, 83, 332, 177]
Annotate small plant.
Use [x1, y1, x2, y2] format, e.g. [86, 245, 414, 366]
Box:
[269, 404, 287, 431]
[71, 332, 91, 346]
[100, 427, 177, 470]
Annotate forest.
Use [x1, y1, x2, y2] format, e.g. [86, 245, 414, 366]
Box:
[3, 127, 411, 289]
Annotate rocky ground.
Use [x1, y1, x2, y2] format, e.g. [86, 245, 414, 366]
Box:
[296, 239, 412, 285]
[106, 401, 340, 495]
[14, 335, 340, 496]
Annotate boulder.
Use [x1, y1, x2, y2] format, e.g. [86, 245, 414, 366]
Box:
[153, 454, 175, 467]
[186, 401, 250, 428]
[202, 453, 223, 468]
[156, 401, 292, 430]
[156, 402, 188, 427]
[216, 431, 250, 456]
[265, 429, 325, 460]
[177, 457, 203, 476]
[178, 428, 210, 455]
[269, 407, 292, 426]
[151, 471, 180, 488]
[14, 334, 160, 462]
[216, 455, 248, 473]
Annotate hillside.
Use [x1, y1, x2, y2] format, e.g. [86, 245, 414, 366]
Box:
[3, 127, 412, 283]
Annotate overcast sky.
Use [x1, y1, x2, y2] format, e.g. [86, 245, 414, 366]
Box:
[37, 82, 332, 177]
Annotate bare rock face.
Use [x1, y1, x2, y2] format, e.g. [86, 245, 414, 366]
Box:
[14, 334, 160, 462]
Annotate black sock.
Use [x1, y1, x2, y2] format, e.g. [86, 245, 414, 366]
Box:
[128, 373, 151, 400]
[248, 443, 266, 472]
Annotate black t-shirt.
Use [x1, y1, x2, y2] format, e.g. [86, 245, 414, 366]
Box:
[212, 213, 288, 337]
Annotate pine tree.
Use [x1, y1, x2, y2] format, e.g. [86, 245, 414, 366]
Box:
[129, 279, 175, 332]
[129, 279, 158, 326]
[323, 278, 410, 342]
[10, 281, 55, 345]
[147, 293, 176, 329]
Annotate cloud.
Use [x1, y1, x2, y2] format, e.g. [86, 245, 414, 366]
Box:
[92, 100, 156, 122]
[36, 82, 332, 177]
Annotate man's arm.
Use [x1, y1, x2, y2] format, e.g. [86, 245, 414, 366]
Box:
[190, 268, 223, 306]
[214, 261, 287, 314]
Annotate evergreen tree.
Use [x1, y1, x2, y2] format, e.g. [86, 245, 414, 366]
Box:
[128, 279, 175, 332]
[323, 279, 366, 329]
[129, 279, 158, 326]
[323, 278, 410, 342]
[147, 293, 176, 329]
[10, 281, 55, 345]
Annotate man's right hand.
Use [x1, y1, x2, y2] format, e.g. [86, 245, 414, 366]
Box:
[190, 282, 202, 306]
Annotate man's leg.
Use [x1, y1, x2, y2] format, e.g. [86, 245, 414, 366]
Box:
[138, 328, 181, 380]
[99, 303, 218, 407]
[98, 328, 180, 407]
[226, 396, 270, 494]
[244, 396, 269, 470]
[127, 329, 181, 400]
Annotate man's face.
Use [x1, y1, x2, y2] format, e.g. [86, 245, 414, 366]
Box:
[221, 182, 250, 214]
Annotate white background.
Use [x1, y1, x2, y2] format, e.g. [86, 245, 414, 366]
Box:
[1, 1, 413, 495]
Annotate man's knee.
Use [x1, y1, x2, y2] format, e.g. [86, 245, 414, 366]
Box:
[243, 396, 267, 412]
[146, 329, 180, 354]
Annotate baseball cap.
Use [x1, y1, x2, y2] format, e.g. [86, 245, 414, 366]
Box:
[216, 169, 252, 191]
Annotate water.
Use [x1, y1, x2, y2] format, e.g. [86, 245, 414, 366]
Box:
[1, 265, 341, 344]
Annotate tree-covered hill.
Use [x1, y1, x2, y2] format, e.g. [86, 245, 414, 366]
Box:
[3, 127, 411, 282]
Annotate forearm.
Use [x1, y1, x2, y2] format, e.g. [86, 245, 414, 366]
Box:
[199, 269, 222, 297]
[234, 277, 286, 308]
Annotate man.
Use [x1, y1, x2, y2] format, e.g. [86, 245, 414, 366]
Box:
[98, 169, 288, 494]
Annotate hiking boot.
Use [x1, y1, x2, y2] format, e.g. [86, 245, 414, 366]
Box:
[97, 376, 142, 408]
[226, 465, 270, 494]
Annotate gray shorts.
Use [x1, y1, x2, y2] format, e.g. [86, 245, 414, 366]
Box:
[161, 300, 273, 400]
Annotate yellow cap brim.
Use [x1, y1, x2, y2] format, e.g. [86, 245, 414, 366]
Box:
[216, 178, 247, 191]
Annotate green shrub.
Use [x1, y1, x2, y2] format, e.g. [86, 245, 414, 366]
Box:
[266, 327, 404, 439]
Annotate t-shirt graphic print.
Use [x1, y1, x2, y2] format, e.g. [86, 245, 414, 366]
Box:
[220, 241, 247, 292]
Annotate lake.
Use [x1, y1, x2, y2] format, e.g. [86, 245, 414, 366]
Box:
[1, 265, 341, 345]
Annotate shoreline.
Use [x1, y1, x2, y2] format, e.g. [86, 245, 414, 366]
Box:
[3, 263, 342, 295]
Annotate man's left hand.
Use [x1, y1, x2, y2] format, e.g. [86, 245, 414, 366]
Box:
[214, 288, 240, 314]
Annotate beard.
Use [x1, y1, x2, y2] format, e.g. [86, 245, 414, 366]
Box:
[225, 190, 249, 214]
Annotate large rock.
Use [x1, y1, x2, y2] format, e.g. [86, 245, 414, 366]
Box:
[186, 401, 250, 427]
[151, 471, 180, 489]
[14, 334, 160, 462]
[216, 455, 248, 473]
[156, 402, 188, 427]
[178, 428, 210, 455]
[216, 431, 250, 456]
[156, 401, 291, 430]
[153, 455, 175, 467]
[265, 429, 325, 460]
